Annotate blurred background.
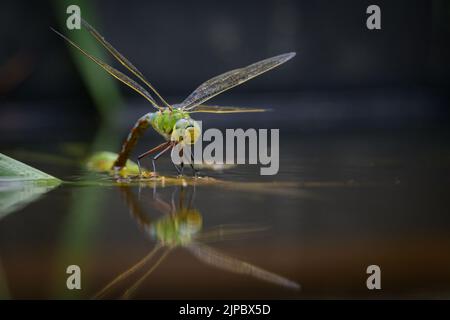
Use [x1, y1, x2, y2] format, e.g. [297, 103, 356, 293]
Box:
[1, 0, 449, 137]
[1, 0, 450, 299]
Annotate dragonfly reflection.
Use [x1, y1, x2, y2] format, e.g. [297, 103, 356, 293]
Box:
[94, 186, 300, 299]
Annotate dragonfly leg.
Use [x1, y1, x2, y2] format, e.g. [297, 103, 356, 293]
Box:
[137, 158, 143, 176]
[176, 146, 184, 176]
[190, 152, 199, 177]
[180, 162, 184, 176]
[152, 159, 156, 174]
[172, 163, 181, 175]
[137, 141, 171, 176]
[150, 143, 174, 175]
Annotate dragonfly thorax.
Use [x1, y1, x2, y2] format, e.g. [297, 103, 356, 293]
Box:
[148, 108, 200, 144]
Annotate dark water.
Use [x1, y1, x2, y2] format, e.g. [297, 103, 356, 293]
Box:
[1, 100, 450, 299]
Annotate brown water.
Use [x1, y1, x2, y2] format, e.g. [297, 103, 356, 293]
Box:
[1, 114, 450, 299]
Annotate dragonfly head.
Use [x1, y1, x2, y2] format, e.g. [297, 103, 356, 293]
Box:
[171, 118, 201, 144]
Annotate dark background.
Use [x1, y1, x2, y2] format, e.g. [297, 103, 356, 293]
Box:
[1, 0, 449, 132]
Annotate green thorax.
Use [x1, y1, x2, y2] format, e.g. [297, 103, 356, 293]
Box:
[148, 108, 191, 140]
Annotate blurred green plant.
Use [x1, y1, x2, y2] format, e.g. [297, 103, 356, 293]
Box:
[50, 1, 126, 297]
[52, 0, 124, 124]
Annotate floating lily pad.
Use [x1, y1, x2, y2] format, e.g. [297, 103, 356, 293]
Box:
[85, 151, 141, 176]
[85, 151, 236, 176]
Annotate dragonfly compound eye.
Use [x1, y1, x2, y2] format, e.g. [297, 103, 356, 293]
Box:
[184, 124, 201, 144]
[171, 119, 201, 144]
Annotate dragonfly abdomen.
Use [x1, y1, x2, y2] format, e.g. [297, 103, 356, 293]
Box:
[113, 113, 154, 168]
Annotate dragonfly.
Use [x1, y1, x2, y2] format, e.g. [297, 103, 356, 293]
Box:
[94, 186, 300, 299]
[52, 19, 296, 175]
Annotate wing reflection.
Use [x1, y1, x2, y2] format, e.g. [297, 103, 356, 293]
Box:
[94, 186, 300, 299]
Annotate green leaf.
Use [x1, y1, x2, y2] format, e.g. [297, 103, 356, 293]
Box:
[0, 153, 60, 182]
[0, 153, 61, 219]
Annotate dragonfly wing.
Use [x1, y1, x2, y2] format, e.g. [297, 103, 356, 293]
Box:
[178, 52, 295, 111]
[51, 27, 162, 110]
[81, 19, 171, 109]
[188, 105, 268, 114]
[93, 244, 163, 299]
[195, 224, 268, 243]
[121, 247, 171, 299]
[186, 242, 300, 289]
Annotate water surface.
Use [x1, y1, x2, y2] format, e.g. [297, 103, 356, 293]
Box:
[1, 100, 450, 299]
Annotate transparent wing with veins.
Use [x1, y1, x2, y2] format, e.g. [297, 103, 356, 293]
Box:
[195, 224, 268, 243]
[80, 19, 172, 110]
[178, 52, 296, 111]
[51, 28, 162, 110]
[186, 242, 300, 290]
[187, 105, 269, 114]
